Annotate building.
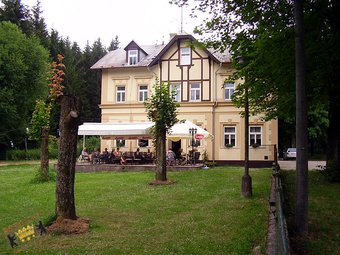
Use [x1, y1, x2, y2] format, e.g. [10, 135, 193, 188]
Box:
[91, 33, 278, 165]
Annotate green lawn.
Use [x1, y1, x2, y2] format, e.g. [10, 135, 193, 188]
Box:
[0, 164, 271, 255]
[282, 171, 340, 255]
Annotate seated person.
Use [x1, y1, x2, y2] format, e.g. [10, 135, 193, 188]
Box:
[81, 147, 90, 161]
[134, 148, 143, 163]
[144, 149, 153, 164]
[120, 152, 126, 165]
[114, 148, 122, 158]
[178, 148, 186, 165]
[101, 148, 109, 163]
[90, 148, 100, 164]
[109, 148, 116, 163]
[166, 148, 176, 165]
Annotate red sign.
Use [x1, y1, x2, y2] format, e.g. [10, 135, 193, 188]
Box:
[195, 134, 204, 140]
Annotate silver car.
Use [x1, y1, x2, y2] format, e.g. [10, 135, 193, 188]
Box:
[284, 148, 296, 160]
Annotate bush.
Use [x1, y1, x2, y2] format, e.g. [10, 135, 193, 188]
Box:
[31, 166, 56, 183]
[324, 160, 340, 182]
[77, 136, 100, 154]
[6, 147, 59, 160]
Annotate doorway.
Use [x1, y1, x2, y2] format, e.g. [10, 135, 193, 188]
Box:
[171, 140, 181, 157]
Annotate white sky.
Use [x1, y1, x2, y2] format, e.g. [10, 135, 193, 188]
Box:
[22, 0, 201, 49]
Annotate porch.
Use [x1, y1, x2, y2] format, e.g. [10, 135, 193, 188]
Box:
[75, 162, 204, 173]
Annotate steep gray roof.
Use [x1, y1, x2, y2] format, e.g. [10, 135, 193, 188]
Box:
[91, 35, 231, 70]
[91, 44, 165, 69]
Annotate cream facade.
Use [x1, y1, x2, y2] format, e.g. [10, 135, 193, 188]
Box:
[92, 34, 278, 164]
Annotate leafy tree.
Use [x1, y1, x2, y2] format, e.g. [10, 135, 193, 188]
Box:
[0, 21, 49, 157]
[172, 0, 340, 179]
[144, 80, 179, 182]
[0, 0, 32, 36]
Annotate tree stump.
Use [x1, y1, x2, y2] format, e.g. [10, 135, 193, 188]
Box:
[56, 95, 81, 220]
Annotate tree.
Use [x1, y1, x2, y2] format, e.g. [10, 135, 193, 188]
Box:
[108, 35, 120, 51]
[80, 38, 107, 122]
[56, 95, 81, 220]
[0, 0, 32, 36]
[144, 80, 179, 182]
[50, 54, 82, 220]
[294, 0, 308, 236]
[30, 0, 49, 48]
[30, 99, 53, 180]
[172, 1, 340, 164]
[0, 21, 49, 157]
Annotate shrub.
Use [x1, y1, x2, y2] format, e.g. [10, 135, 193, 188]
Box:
[6, 148, 58, 160]
[77, 136, 100, 154]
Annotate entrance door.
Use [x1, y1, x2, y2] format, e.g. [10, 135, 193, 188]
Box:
[171, 140, 181, 158]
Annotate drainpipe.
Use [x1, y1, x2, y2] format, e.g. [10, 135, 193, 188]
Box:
[212, 62, 223, 163]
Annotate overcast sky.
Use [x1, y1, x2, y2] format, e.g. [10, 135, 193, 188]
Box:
[22, 0, 200, 49]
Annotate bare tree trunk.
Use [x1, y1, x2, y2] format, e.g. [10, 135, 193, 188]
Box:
[294, 0, 308, 236]
[56, 95, 81, 220]
[40, 127, 49, 180]
[155, 130, 167, 181]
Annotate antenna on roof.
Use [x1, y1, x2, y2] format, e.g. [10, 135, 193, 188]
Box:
[180, 5, 183, 33]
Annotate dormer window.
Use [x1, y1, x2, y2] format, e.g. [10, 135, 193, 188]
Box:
[128, 50, 138, 65]
[180, 47, 191, 65]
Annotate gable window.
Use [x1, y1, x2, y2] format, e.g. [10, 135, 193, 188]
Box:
[170, 83, 181, 102]
[180, 47, 191, 65]
[138, 85, 148, 102]
[249, 126, 262, 146]
[128, 50, 138, 65]
[224, 82, 235, 100]
[190, 83, 201, 101]
[224, 126, 236, 147]
[116, 85, 126, 103]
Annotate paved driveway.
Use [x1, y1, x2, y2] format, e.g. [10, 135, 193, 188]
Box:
[278, 160, 326, 170]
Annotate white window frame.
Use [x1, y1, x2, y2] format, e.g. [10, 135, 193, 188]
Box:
[170, 83, 181, 102]
[138, 85, 148, 102]
[249, 126, 262, 146]
[190, 83, 201, 101]
[180, 47, 191, 65]
[128, 49, 138, 65]
[224, 82, 235, 101]
[116, 85, 126, 103]
[224, 126, 236, 147]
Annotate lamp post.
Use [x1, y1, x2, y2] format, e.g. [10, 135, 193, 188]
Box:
[241, 85, 252, 197]
[238, 57, 252, 197]
[189, 128, 197, 165]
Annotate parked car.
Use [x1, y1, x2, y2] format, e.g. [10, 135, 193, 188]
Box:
[284, 148, 296, 160]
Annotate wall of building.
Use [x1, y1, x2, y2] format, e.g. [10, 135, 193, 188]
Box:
[98, 43, 278, 163]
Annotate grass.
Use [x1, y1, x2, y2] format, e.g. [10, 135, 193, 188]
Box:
[0, 164, 272, 255]
[281, 170, 340, 255]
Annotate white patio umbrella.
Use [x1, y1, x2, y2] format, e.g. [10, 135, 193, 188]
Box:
[167, 120, 213, 141]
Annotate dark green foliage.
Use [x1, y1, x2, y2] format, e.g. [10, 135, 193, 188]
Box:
[0, 0, 33, 36]
[172, 0, 340, 181]
[0, 21, 49, 149]
[0, 1, 114, 155]
[6, 147, 58, 160]
[108, 35, 120, 51]
[77, 136, 100, 154]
